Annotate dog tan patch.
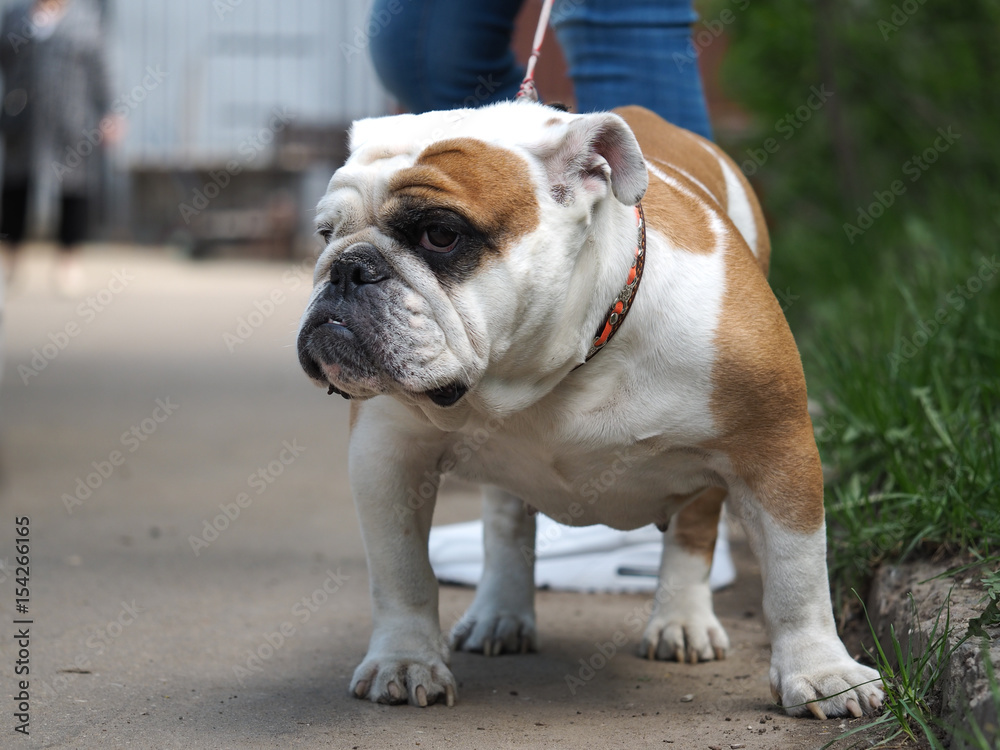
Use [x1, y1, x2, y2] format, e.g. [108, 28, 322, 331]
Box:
[615, 106, 728, 205]
[704, 235, 824, 534]
[639, 168, 719, 254]
[673, 487, 727, 566]
[388, 138, 539, 246]
[615, 106, 770, 276]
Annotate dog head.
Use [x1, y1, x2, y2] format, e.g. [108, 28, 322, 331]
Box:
[296, 100, 647, 423]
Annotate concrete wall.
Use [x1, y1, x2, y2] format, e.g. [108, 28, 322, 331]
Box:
[107, 0, 391, 169]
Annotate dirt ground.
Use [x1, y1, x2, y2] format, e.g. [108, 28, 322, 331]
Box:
[0, 246, 866, 749]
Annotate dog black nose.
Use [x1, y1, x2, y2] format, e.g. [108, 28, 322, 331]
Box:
[327, 243, 390, 298]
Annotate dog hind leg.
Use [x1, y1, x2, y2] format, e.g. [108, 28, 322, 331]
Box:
[451, 486, 538, 656]
[640, 487, 731, 662]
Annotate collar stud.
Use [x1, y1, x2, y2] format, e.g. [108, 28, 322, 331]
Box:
[584, 202, 646, 363]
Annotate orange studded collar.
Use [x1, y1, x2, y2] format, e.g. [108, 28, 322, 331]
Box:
[583, 202, 646, 364]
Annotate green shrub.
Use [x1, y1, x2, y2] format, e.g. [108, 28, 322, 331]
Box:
[709, 0, 1000, 593]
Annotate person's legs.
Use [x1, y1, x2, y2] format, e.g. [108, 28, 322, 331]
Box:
[0, 180, 30, 284]
[54, 192, 90, 295]
[369, 0, 526, 113]
[58, 193, 90, 249]
[551, 0, 713, 139]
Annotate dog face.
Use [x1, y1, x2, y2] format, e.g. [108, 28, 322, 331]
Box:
[296, 101, 648, 418]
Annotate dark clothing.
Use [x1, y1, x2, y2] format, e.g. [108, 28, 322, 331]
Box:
[0, 181, 88, 248]
[0, 0, 110, 246]
[368, 0, 712, 140]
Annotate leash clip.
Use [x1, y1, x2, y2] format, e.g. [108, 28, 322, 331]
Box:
[515, 0, 554, 103]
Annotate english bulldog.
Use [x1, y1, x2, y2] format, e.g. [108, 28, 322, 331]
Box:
[296, 101, 884, 718]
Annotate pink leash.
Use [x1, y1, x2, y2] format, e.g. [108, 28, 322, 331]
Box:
[515, 0, 555, 102]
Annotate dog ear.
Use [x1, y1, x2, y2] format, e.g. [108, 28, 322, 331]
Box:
[531, 112, 648, 207]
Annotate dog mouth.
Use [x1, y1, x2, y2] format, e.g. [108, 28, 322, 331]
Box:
[300, 317, 469, 406]
[320, 318, 350, 332]
[424, 382, 468, 407]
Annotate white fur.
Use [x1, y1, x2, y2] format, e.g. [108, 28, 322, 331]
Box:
[450, 488, 538, 656]
[640, 512, 730, 662]
[649, 155, 721, 207]
[729, 491, 883, 717]
[717, 155, 759, 257]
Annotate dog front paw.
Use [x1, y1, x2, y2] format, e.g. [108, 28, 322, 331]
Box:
[350, 651, 457, 707]
[450, 605, 538, 656]
[771, 643, 884, 719]
[639, 585, 729, 663]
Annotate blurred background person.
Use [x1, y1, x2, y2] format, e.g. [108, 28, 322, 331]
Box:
[0, 0, 122, 294]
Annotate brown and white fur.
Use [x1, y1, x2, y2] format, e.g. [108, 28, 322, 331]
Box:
[296, 101, 884, 718]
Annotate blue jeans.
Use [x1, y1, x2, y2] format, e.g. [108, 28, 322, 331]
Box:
[369, 0, 712, 139]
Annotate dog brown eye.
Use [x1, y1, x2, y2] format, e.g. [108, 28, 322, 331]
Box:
[419, 225, 459, 253]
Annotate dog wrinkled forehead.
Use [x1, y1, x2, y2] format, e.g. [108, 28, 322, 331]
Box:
[316, 102, 563, 247]
[340, 101, 645, 212]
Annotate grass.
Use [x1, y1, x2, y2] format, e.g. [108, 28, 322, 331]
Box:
[813, 273, 1000, 613]
[760, 175, 1000, 746]
[710, 1, 999, 740]
[969, 568, 1000, 637]
[822, 592, 996, 749]
[752, 184, 1000, 598]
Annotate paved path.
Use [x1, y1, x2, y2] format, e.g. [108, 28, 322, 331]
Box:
[0, 247, 852, 748]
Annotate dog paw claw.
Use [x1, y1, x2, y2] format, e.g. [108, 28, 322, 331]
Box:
[451, 610, 537, 656]
[350, 652, 457, 707]
[640, 608, 729, 664]
[771, 654, 884, 719]
[353, 679, 369, 699]
[387, 681, 402, 701]
[846, 698, 862, 718]
[807, 701, 827, 720]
